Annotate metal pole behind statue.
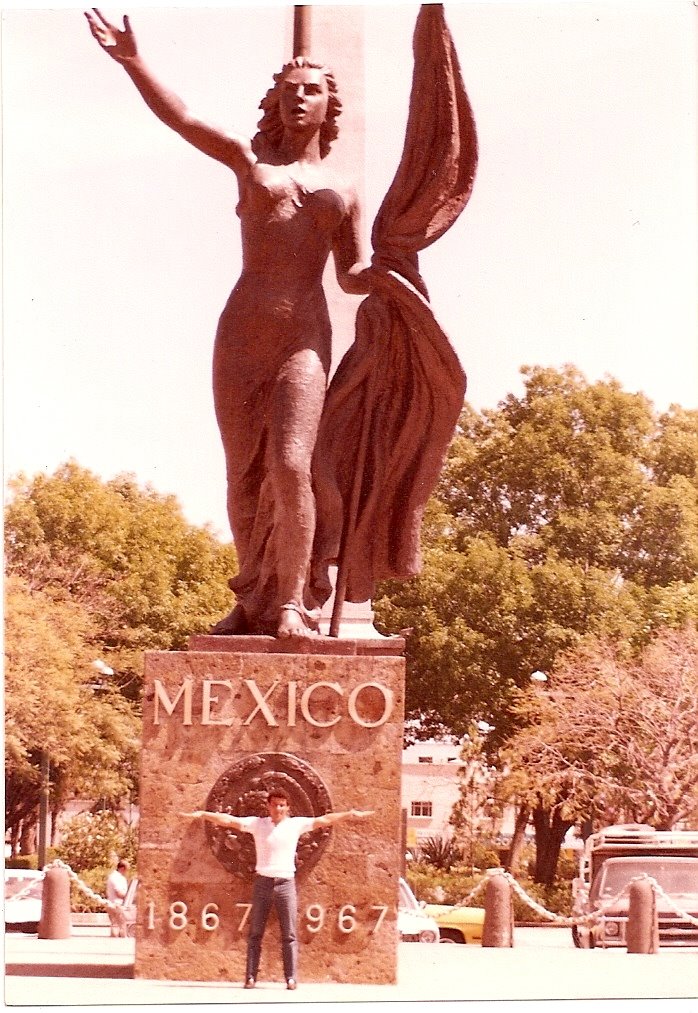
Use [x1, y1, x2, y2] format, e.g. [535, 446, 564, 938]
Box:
[293, 6, 311, 57]
[293, 0, 356, 638]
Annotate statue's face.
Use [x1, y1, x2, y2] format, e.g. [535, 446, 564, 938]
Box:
[279, 67, 329, 132]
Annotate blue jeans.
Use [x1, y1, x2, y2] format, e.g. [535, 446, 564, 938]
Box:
[245, 875, 298, 982]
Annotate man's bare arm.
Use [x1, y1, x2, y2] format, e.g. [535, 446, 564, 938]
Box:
[312, 809, 375, 829]
[180, 810, 251, 832]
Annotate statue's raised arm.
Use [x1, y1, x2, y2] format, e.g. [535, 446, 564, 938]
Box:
[84, 7, 136, 61]
[84, 8, 253, 174]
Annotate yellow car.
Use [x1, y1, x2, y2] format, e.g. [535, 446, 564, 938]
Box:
[422, 901, 485, 944]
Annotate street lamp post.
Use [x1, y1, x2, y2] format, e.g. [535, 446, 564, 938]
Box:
[37, 750, 50, 869]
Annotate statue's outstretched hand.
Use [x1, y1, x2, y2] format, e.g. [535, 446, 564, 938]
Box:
[85, 8, 137, 61]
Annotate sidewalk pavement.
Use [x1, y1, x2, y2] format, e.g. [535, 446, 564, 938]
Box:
[4, 927, 697, 1009]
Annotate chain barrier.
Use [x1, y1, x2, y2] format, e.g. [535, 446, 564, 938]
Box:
[43, 858, 121, 912]
[445, 877, 489, 908]
[5, 878, 42, 904]
[448, 868, 698, 930]
[650, 878, 698, 928]
[21, 859, 698, 931]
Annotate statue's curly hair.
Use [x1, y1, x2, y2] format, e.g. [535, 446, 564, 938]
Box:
[252, 56, 342, 160]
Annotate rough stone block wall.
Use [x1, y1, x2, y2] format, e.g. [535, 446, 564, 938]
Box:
[135, 646, 405, 984]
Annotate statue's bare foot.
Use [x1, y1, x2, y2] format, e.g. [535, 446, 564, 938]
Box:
[210, 603, 248, 636]
[277, 606, 317, 640]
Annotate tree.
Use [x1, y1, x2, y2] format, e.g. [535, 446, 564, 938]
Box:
[375, 367, 698, 874]
[4, 576, 140, 849]
[449, 722, 503, 873]
[5, 461, 238, 695]
[623, 406, 698, 592]
[4, 462, 238, 838]
[498, 627, 698, 882]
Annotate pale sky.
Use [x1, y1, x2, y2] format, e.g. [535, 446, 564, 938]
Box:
[3, 2, 697, 540]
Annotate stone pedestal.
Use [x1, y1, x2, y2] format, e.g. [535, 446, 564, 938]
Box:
[135, 637, 405, 984]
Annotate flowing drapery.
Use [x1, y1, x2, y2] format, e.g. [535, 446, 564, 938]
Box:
[311, 3, 478, 606]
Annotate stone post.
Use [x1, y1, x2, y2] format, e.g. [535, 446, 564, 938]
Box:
[626, 879, 659, 954]
[38, 866, 71, 939]
[482, 872, 514, 947]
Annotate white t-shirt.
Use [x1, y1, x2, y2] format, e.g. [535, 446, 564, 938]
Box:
[106, 869, 128, 904]
[238, 815, 315, 879]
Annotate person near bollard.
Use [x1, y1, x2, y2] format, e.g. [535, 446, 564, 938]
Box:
[182, 788, 374, 990]
[106, 858, 130, 937]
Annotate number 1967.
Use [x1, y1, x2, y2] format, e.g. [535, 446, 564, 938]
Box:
[145, 900, 390, 935]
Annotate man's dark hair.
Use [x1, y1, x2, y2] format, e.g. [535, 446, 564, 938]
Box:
[266, 787, 290, 804]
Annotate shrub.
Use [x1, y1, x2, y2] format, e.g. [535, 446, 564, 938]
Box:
[6, 855, 38, 870]
[406, 862, 573, 921]
[510, 877, 573, 922]
[417, 834, 464, 871]
[6, 848, 58, 870]
[556, 849, 580, 881]
[54, 811, 137, 873]
[406, 864, 484, 906]
[69, 864, 113, 914]
[468, 838, 501, 872]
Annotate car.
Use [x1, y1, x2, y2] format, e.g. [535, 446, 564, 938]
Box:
[4, 869, 44, 933]
[397, 877, 439, 943]
[571, 825, 698, 949]
[577, 854, 698, 949]
[119, 875, 439, 944]
[423, 899, 485, 944]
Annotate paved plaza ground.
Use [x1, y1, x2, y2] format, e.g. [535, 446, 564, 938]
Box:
[4, 926, 697, 1011]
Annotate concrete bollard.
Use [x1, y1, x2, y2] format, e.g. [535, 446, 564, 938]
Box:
[626, 879, 659, 954]
[482, 872, 514, 947]
[38, 866, 72, 939]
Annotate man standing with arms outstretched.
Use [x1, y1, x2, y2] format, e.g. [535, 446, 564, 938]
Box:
[182, 788, 374, 990]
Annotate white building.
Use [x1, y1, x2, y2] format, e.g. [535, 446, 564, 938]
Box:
[401, 739, 464, 850]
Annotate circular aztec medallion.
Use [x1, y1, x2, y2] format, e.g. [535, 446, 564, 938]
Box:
[203, 752, 333, 880]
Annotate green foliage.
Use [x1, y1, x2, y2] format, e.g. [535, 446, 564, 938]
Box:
[406, 864, 482, 905]
[4, 461, 238, 842]
[405, 862, 572, 920]
[469, 840, 501, 871]
[69, 865, 113, 914]
[417, 834, 464, 871]
[376, 369, 698, 742]
[501, 627, 698, 832]
[4, 461, 238, 691]
[4, 576, 140, 840]
[6, 855, 38, 870]
[54, 810, 137, 874]
[378, 369, 697, 891]
[555, 849, 579, 882]
[510, 878, 573, 922]
[5, 575, 94, 779]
